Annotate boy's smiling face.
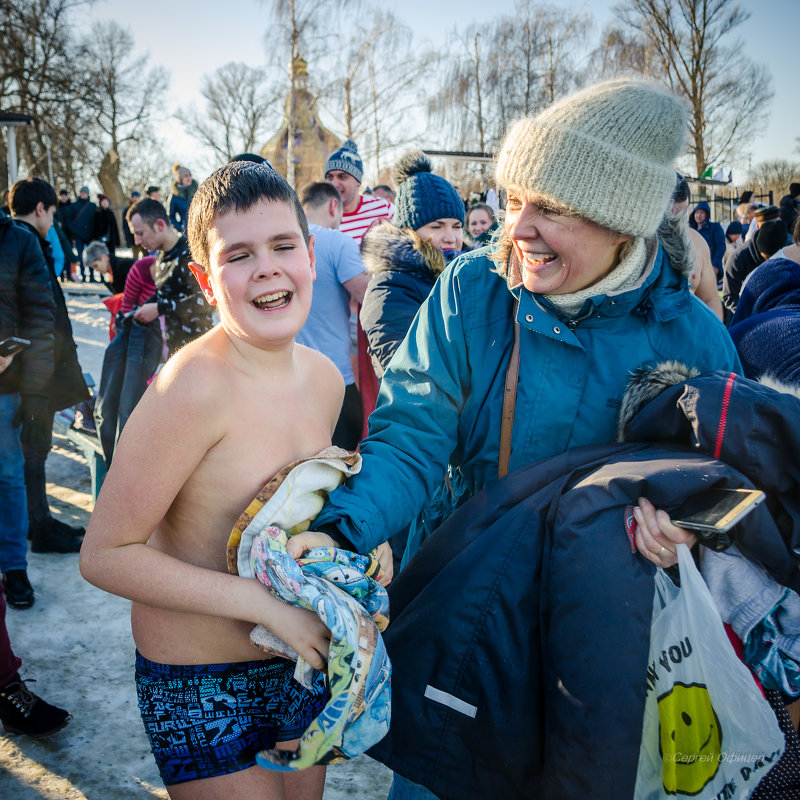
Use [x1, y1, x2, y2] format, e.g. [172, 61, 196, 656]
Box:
[196, 199, 316, 349]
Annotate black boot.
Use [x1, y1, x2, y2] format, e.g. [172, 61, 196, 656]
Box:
[0, 674, 71, 737]
[30, 519, 83, 554]
[1, 570, 34, 609]
[49, 517, 85, 539]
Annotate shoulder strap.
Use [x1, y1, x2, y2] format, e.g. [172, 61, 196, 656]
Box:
[498, 304, 520, 480]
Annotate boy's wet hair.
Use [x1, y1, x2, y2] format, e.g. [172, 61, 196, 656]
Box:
[188, 162, 310, 269]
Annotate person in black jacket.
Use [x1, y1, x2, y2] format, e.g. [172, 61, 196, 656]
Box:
[9, 178, 89, 564]
[90, 194, 120, 260]
[723, 219, 788, 315]
[0, 210, 56, 609]
[64, 186, 97, 282]
[126, 198, 214, 355]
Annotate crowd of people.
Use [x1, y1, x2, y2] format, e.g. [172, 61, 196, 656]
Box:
[1, 76, 799, 800]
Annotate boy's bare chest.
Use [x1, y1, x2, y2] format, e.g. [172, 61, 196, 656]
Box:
[174, 385, 333, 545]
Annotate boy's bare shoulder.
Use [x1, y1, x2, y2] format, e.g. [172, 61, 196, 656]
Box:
[146, 329, 232, 415]
[296, 343, 345, 392]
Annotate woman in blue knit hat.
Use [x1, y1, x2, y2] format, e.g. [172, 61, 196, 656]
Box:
[359, 150, 465, 376]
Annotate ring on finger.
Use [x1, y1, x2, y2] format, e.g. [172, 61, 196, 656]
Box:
[657, 545, 666, 557]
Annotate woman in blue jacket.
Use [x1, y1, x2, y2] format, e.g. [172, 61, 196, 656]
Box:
[292, 79, 741, 799]
[359, 151, 465, 377]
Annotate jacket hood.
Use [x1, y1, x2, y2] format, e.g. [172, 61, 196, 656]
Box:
[694, 201, 711, 214]
[616, 360, 700, 441]
[361, 221, 438, 280]
[616, 359, 800, 442]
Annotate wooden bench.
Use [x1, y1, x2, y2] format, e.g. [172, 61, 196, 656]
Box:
[52, 374, 107, 502]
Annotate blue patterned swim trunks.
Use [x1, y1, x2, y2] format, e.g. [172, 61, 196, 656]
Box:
[135, 651, 328, 785]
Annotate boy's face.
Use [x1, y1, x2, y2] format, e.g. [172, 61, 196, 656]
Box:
[197, 199, 316, 349]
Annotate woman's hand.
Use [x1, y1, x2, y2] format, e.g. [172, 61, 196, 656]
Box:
[634, 496, 696, 568]
[286, 533, 394, 586]
[374, 542, 394, 586]
[286, 531, 339, 560]
[0, 353, 14, 375]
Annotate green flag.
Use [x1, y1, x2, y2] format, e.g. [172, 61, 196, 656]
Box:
[700, 167, 713, 179]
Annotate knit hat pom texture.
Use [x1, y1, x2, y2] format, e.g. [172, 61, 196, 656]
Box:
[394, 149, 464, 232]
[496, 78, 687, 237]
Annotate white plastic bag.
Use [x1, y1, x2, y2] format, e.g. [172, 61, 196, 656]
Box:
[635, 544, 785, 799]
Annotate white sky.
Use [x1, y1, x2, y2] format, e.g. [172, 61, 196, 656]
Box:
[75, 0, 798, 184]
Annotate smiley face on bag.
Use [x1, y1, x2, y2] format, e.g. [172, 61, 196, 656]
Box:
[658, 682, 722, 794]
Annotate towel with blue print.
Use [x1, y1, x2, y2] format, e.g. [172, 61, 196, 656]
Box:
[250, 525, 390, 771]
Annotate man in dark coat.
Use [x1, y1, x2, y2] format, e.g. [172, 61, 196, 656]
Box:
[126, 198, 214, 355]
[9, 178, 89, 562]
[64, 186, 97, 281]
[0, 210, 56, 609]
[723, 220, 788, 315]
[779, 183, 800, 236]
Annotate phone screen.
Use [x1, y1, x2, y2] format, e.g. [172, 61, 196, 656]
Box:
[671, 488, 765, 533]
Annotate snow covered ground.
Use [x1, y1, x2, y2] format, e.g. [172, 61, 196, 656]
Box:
[1, 282, 393, 799]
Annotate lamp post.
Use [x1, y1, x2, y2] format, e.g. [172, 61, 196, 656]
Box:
[1, 112, 35, 189]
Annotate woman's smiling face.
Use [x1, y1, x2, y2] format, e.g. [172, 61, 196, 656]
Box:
[504, 186, 630, 295]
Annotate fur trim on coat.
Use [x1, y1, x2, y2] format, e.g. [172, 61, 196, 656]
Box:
[360, 221, 440, 279]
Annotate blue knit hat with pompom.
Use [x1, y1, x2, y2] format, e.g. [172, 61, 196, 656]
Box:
[393, 150, 464, 232]
[325, 140, 363, 184]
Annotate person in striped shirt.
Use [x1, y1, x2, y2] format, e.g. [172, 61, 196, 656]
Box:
[324, 140, 393, 245]
[324, 141, 394, 438]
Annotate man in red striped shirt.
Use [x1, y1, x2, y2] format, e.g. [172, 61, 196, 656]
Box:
[324, 140, 393, 245]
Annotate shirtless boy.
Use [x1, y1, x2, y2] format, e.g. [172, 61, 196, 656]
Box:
[80, 162, 343, 800]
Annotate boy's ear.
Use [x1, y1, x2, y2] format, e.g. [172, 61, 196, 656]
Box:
[189, 262, 217, 306]
[307, 233, 316, 282]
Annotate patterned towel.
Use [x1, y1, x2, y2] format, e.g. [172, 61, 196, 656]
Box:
[227, 448, 391, 770]
[250, 527, 390, 770]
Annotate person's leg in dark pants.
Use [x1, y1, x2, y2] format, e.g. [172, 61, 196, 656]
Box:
[0, 574, 71, 737]
[22, 430, 83, 554]
[0, 393, 33, 609]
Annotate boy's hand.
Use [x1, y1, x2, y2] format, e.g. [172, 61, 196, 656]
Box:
[286, 531, 338, 560]
[634, 496, 696, 568]
[374, 542, 394, 586]
[264, 602, 331, 672]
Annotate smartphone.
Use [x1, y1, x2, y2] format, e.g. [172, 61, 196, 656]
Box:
[670, 487, 765, 533]
[0, 337, 31, 357]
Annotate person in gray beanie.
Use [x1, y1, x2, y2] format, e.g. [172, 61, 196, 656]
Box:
[289, 79, 742, 799]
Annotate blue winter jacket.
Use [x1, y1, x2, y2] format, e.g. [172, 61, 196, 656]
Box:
[690, 201, 726, 273]
[315, 239, 741, 553]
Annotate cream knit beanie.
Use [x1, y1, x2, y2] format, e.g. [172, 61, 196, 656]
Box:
[495, 79, 687, 237]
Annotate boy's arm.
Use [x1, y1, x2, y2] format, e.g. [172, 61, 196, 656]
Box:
[79, 355, 331, 669]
